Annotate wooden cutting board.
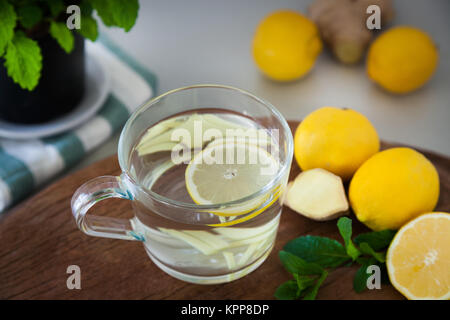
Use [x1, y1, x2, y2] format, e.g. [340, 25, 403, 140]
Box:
[0, 121, 449, 300]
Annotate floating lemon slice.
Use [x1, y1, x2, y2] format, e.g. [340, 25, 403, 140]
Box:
[206, 188, 281, 227]
[185, 141, 279, 223]
[386, 212, 450, 300]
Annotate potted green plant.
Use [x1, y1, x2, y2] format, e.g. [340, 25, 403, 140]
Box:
[0, 0, 139, 124]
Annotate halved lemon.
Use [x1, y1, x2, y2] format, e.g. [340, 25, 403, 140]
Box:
[386, 212, 450, 300]
[185, 141, 280, 222]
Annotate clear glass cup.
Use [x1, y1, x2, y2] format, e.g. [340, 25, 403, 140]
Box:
[71, 84, 293, 284]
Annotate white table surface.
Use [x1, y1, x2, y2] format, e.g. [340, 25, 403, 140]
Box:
[72, 0, 450, 173]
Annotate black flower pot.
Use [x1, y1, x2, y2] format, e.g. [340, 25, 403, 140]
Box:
[0, 32, 85, 124]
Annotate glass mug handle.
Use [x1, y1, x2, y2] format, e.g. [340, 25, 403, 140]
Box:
[71, 175, 144, 241]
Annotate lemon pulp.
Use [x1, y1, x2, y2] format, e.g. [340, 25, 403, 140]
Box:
[185, 141, 280, 222]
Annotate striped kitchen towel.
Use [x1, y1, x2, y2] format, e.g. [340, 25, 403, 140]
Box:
[0, 35, 157, 213]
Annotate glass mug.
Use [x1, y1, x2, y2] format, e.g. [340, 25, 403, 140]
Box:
[71, 85, 293, 284]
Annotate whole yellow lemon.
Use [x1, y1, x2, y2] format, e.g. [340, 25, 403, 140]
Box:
[294, 107, 379, 181]
[349, 148, 440, 231]
[252, 10, 322, 81]
[367, 26, 439, 94]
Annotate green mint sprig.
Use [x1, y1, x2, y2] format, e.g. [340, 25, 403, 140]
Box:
[275, 217, 396, 300]
[0, 0, 139, 91]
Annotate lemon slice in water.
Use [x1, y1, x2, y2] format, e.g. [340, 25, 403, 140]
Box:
[185, 142, 280, 224]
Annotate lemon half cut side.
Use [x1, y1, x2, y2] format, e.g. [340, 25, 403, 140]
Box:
[386, 212, 450, 300]
[185, 142, 280, 225]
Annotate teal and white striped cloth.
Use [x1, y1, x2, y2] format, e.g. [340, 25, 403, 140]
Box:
[0, 36, 157, 212]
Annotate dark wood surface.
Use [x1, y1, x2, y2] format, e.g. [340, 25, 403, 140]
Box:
[0, 121, 449, 300]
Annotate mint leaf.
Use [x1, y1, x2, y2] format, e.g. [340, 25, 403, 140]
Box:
[17, 5, 43, 29]
[4, 31, 42, 90]
[50, 21, 74, 53]
[303, 270, 328, 300]
[92, 0, 139, 31]
[274, 280, 298, 300]
[353, 260, 377, 293]
[45, 0, 64, 17]
[279, 251, 324, 275]
[78, 15, 98, 41]
[109, 0, 139, 31]
[284, 235, 350, 268]
[0, 0, 17, 56]
[293, 273, 317, 292]
[276, 219, 394, 299]
[355, 256, 373, 265]
[80, 0, 94, 15]
[337, 217, 361, 260]
[359, 242, 386, 263]
[354, 229, 396, 251]
[91, 0, 115, 26]
[354, 257, 391, 292]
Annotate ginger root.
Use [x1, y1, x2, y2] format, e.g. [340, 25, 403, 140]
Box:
[284, 168, 349, 221]
[308, 0, 395, 64]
